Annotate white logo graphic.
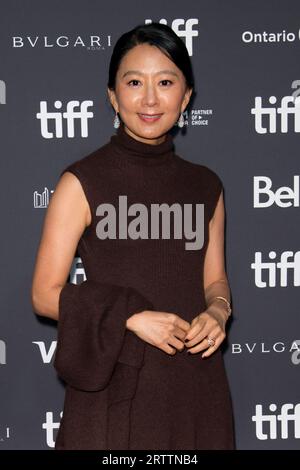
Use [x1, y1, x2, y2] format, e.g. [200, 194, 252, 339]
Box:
[252, 404, 300, 440]
[291, 340, 300, 365]
[43, 411, 63, 448]
[33, 187, 54, 208]
[251, 251, 300, 287]
[0, 340, 6, 365]
[12, 35, 111, 50]
[165, 109, 214, 128]
[0, 80, 6, 104]
[145, 19, 198, 56]
[251, 95, 300, 134]
[291, 80, 300, 102]
[0, 426, 10, 442]
[36, 100, 94, 138]
[70, 257, 86, 284]
[253, 176, 299, 208]
[190, 108, 213, 126]
[33, 341, 57, 363]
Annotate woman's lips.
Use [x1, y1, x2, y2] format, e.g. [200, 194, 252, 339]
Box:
[138, 113, 163, 123]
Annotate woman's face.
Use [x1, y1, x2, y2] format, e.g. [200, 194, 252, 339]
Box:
[107, 43, 193, 145]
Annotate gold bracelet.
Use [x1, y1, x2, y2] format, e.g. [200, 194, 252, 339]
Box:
[212, 296, 232, 318]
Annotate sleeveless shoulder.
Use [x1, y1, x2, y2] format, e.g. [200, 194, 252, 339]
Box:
[174, 155, 224, 222]
[59, 144, 108, 187]
[58, 143, 111, 220]
[59, 151, 96, 220]
[201, 164, 223, 222]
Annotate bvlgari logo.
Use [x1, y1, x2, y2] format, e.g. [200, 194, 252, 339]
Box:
[231, 340, 300, 365]
[95, 196, 205, 251]
[12, 35, 111, 50]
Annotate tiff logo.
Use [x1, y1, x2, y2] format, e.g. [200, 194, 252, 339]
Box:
[145, 19, 198, 56]
[251, 251, 300, 287]
[253, 176, 299, 208]
[36, 100, 94, 138]
[252, 404, 300, 440]
[43, 411, 62, 448]
[33, 187, 54, 208]
[251, 95, 300, 133]
[0, 80, 6, 104]
[0, 340, 6, 364]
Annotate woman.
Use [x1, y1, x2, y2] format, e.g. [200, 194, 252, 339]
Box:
[31, 22, 235, 450]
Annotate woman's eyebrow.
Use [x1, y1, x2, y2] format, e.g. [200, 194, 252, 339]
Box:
[122, 69, 179, 78]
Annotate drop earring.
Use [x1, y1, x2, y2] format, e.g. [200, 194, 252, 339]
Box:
[177, 112, 185, 128]
[113, 111, 120, 129]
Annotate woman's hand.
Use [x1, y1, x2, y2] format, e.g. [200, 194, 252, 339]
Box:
[184, 303, 228, 358]
[126, 310, 191, 355]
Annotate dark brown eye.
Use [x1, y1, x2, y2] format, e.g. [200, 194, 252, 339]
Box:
[160, 80, 173, 86]
[128, 79, 140, 86]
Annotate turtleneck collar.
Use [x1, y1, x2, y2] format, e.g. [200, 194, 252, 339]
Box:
[109, 123, 175, 166]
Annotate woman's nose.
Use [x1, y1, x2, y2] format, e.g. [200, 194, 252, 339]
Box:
[141, 84, 158, 107]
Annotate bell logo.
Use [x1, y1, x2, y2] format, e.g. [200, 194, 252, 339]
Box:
[252, 404, 300, 440]
[253, 176, 299, 208]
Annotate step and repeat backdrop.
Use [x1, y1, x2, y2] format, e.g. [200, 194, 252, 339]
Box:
[1, 0, 299, 450]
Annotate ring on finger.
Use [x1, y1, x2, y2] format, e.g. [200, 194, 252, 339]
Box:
[207, 336, 215, 347]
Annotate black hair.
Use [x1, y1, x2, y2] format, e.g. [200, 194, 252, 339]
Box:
[107, 22, 195, 92]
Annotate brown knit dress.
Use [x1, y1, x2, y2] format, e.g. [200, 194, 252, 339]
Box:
[57, 123, 235, 450]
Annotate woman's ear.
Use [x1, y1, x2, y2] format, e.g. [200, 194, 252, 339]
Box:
[107, 87, 118, 113]
[181, 87, 193, 113]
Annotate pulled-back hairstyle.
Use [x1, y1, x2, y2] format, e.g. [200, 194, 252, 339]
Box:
[107, 22, 194, 92]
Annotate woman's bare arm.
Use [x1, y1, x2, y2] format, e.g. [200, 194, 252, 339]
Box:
[203, 190, 232, 322]
[31, 172, 91, 320]
[182, 190, 232, 356]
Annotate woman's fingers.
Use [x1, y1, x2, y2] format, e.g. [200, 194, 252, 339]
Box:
[186, 329, 218, 353]
[173, 315, 191, 335]
[184, 317, 206, 343]
[187, 328, 225, 356]
[202, 331, 226, 358]
[184, 322, 210, 348]
[167, 335, 185, 352]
